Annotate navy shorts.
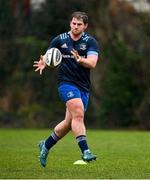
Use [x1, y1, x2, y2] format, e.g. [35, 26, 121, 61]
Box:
[58, 83, 90, 111]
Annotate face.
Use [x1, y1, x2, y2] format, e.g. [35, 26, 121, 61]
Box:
[70, 17, 88, 36]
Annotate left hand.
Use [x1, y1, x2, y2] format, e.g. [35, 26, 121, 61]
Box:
[71, 49, 82, 63]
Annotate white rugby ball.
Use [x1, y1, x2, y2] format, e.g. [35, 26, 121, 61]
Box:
[45, 48, 62, 67]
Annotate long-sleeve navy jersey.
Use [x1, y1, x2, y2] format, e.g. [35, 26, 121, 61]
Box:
[48, 32, 99, 92]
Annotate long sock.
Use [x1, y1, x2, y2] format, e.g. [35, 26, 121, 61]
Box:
[76, 135, 89, 154]
[45, 131, 60, 150]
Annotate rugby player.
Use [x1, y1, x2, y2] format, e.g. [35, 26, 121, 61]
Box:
[33, 11, 100, 167]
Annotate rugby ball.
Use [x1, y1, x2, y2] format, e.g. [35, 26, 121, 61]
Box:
[45, 48, 62, 67]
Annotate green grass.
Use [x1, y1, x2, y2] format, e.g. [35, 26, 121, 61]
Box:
[0, 129, 150, 179]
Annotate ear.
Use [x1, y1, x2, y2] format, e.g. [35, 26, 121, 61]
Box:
[70, 21, 72, 27]
[84, 23, 88, 30]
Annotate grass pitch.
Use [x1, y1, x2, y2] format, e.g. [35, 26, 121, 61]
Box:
[0, 129, 150, 179]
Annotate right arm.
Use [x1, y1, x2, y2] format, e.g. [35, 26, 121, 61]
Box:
[33, 35, 60, 75]
[33, 55, 47, 75]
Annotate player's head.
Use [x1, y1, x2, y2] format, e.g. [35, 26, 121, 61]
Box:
[70, 11, 88, 35]
[70, 11, 88, 25]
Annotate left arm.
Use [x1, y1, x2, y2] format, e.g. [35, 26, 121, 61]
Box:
[71, 49, 99, 69]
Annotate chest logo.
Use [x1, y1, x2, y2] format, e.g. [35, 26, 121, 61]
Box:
[80, 43, 86, 50]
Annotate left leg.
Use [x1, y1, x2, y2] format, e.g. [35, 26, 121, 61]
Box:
[66, 95, 96, 162]
[58, 83, 97, 162]
[66, 98, 85, 137]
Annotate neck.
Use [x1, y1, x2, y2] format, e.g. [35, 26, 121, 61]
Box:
[69, 31, 84, 41]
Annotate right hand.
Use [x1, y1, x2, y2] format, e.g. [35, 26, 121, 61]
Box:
[33, 55, 46, 75]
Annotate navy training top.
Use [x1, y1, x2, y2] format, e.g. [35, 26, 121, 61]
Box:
[48, 32, 99, 92]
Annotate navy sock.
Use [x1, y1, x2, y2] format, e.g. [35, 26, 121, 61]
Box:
[76, 135, 89, 154]
[45, 131, 60, 150]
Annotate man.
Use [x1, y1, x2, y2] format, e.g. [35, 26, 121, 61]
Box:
[33, 11, 100, 167]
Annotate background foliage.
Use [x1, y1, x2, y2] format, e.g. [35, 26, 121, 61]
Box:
[0, 0, 150, 129]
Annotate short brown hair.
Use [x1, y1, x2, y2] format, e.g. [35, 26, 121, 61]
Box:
[70, 11, 88, 24]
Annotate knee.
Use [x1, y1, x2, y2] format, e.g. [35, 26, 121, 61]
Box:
[67, 99, 84, 122]
[54, 126, 61, 135]
[54, 120, 71, 135]
[74, 108, 84, 122]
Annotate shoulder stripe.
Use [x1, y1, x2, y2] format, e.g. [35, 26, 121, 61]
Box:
[60, 33, 68, 40]
[87, 51, 98, 56]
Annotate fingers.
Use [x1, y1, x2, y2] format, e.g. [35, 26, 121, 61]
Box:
[33, 64, 39, 67]
[71, 50, 75, 56]
[71, 49, 82, 63]
[33, 60, 40, 68]
[40, 55, 43, 60]
[72, 48, 78, 53]
[33, 55, 43, 74]
[34, 66, 43, 75]
[71, 49, 78, 55]
[34, 61, 39, 63]
[71, 49, 79, 58]
[40, 69, 43, 75]
[35, 67, 40, 72]
[33, 55, 43, 64]
[71, 49, 81, 62]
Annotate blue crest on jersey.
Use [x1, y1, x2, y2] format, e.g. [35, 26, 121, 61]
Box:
[79, 43, 87, 50]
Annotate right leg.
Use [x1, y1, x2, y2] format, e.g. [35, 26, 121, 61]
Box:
[54, 107, 72, 138]
[39, 108, 72, 167]
[45, 107, 72, 150]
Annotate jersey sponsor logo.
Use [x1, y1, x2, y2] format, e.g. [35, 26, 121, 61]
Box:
[79, 43, 87, 50]
[62, 54, 86, 59]
[61, 43, 68, 48]
[62, 54, 74, 58]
